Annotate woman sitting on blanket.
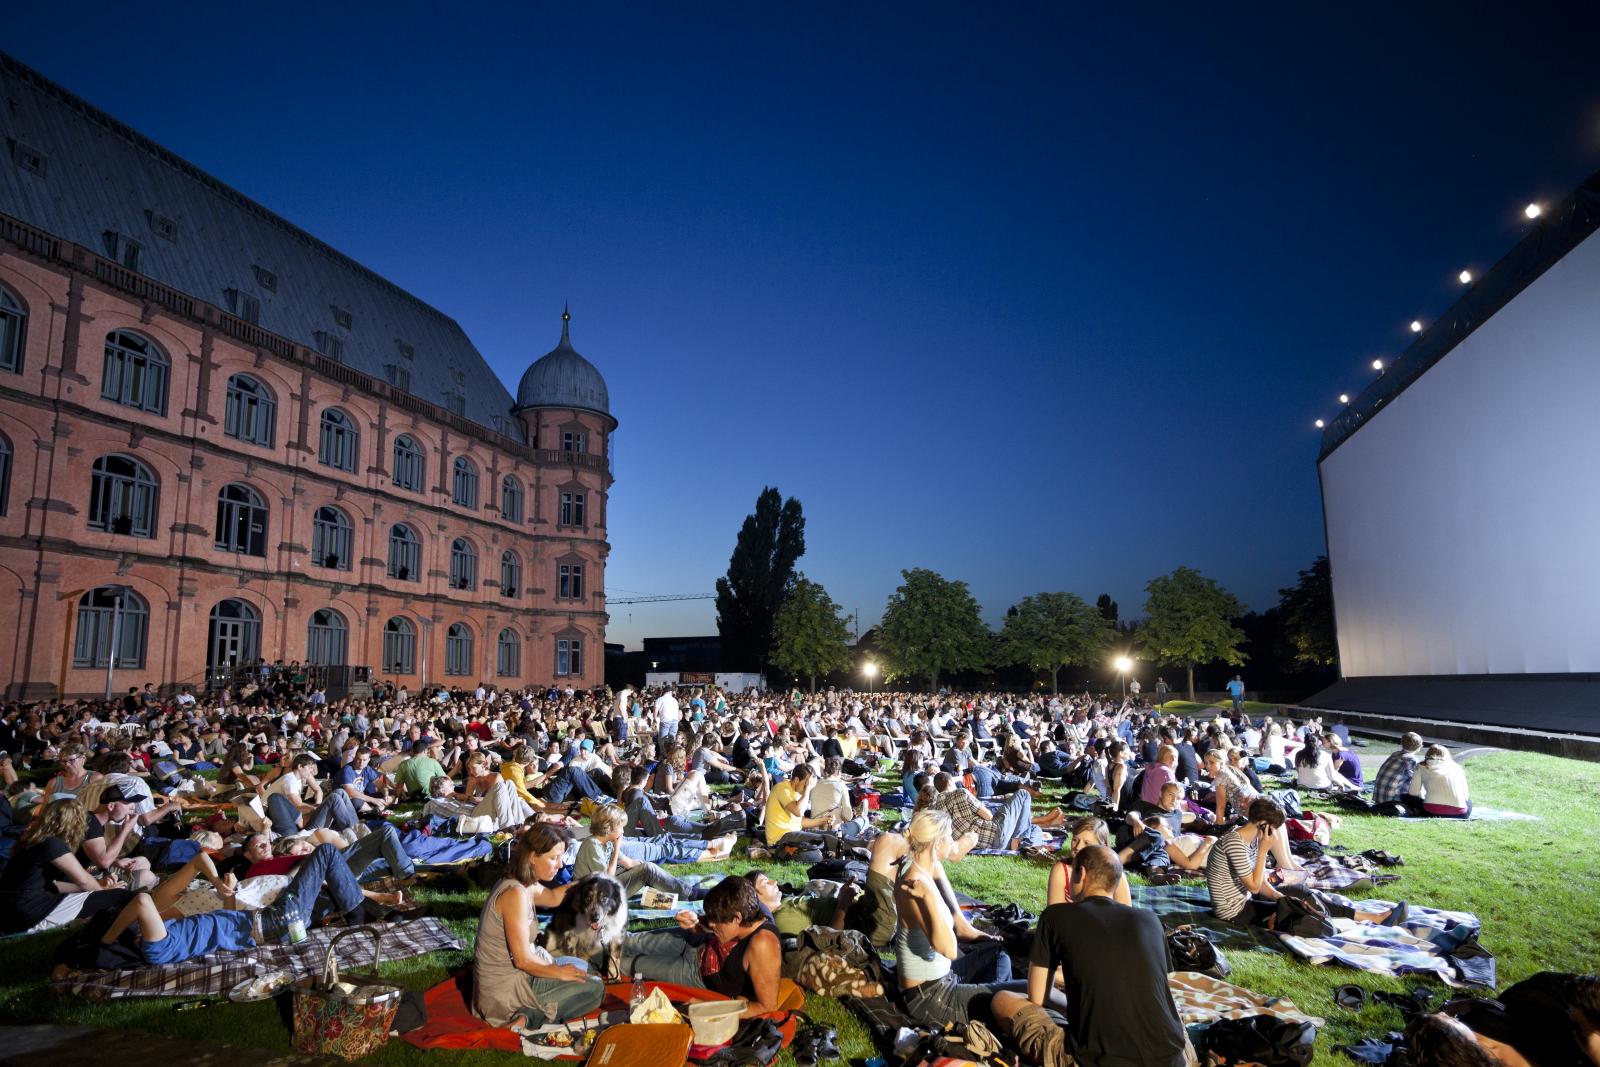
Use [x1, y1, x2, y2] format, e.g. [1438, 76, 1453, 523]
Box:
[893, 810, 1013, 1029]
[1293, 735, 1358, 792]
[0, 798, 133, 935]
[622, 872, 787, 1018]
[1407, 745, 1472, 818]
[473, 822, 603, 1029]
[1046, 817, 1132, 907]
[1204, 797, 1401, 929]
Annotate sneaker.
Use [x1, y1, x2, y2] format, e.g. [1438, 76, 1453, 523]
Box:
[1380, 901, 1409, 927]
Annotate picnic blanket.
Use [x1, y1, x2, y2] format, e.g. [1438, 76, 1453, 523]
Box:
[403, 976, 804, 1055]
[398, 828, 494, 866]
[1167, 971, 1324, 1027]
[1278, 898, 1491, 987]
[1395, 805, 1538, 823]
[1130, 883, 1280, 953]
[49, 916, 461, 1001]
[1275, 856, 1386, 893]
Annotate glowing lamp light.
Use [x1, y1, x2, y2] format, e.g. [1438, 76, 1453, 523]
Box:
[1314, 419, 1325, 429]
[1372, 359, 1385, 371]
[1524, 203, 1542, 220]
[862, 662, 877, 679]
[1339, 393, 1350, 404]
[1113, 655, 1133, 673]
[1459, 270, 1473, 284]
[1410, 320, 1423, 333]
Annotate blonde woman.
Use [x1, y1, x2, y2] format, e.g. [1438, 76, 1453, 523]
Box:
[0, 799, 132, 934]
[893, 810, 1008, 1028]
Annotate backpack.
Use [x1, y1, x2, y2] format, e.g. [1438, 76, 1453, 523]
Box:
[1165, 926, 1230, 980]
[1273, 893, 1336, 938]
[1204, 1016, 1316, 1067]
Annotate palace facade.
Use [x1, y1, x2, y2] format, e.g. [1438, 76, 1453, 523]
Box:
[0, 54, 614, 699]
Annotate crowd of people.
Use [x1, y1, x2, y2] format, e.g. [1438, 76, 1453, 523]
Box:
[0, 671, 1592, 1067]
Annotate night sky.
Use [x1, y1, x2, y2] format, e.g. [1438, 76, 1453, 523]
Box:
[11, 5, 1600, 648]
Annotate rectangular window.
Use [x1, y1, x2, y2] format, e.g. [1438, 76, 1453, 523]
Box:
[331, 305, 353, 329]
[314, 331, 344, 361]
[72, 603, 147, 669]
[562, 431, 588, 453]
[558, 563, 584, 600]
[445, 392, 466, 416]
[556, 638, 583, 677]
[101, 231, 141, 271]
[254, 265, 278, 291]
[224, 288, 260, 324]
[560, 491, 586, 527]
[383, 627, 415, 674]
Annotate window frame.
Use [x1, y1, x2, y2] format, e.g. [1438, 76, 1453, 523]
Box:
[382, 616, 416, 674]
[555, 636, 583, 677]
[449, 537, 478, 591]
[0, 284, 26, 374]
[557, 560, 585, 600]
[387, 523, 421, 582]
[214, 483, 268, 556]
[73, 586, 149, 669]
[451, 456, 479, 509]
[101, 330, 169, 415]
[445, 622, 474, 676]
[499, 550, 521, 598]
[391, 434, 424, 492]
[223, 373, 276, 448]
[311, 505, 353, 571]
[307, 607, 349, 666]
[496, 628, 521, 677]
[559, 489, 587, 527]
[318, 408, 359, 472]
[500, 475, 524, 522]
[88, 454, 159, 538]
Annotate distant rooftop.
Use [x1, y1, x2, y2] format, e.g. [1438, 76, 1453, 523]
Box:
[0, 51, 521, 437]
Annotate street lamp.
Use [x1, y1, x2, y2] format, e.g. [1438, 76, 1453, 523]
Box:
[102, 585, 129, 701]
[1113, 655, 1133, 699]
[862, 661, 878, 694]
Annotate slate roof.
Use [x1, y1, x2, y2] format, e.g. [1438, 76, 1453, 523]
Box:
[516, 311, 612, 420]
[0, 52, 521, 438]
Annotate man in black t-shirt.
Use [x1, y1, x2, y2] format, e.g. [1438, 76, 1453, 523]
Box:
[993, 846, 1193, 1067]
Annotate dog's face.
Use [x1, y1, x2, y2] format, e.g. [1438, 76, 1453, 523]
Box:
[565, 874, 626, 934]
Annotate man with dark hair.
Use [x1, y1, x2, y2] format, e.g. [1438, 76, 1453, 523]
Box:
[993, 845, 1193, 1067]
[265, 753, 359, 838]
[621, 873, 785, 1017]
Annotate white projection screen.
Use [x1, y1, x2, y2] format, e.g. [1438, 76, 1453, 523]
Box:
[1321, 227, 1600, 677]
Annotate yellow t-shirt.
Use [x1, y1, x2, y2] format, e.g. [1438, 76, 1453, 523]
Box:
[765, 780, 804, 845]
[838, 736, 860, 760]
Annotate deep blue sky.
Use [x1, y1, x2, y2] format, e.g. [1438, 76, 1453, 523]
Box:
[12, 5, 1600, 648]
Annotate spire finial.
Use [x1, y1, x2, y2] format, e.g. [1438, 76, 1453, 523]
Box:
[560, 302, 571, 346]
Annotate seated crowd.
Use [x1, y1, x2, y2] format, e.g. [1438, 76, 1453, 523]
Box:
[1, 670, 1590, 1067]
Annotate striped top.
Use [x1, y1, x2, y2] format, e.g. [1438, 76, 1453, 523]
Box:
[1204, 830, 1258, 921]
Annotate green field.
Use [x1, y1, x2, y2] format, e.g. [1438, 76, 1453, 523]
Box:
[2, 747, 1597, 1066]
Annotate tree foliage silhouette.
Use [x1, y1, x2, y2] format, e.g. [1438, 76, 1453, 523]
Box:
[714, 487, 805, 672]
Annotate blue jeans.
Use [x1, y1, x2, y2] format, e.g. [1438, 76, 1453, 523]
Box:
[266, 789, 358, 838]
[621, 836, 704, 864]
[657, 720, 680, 743]
[969, 765, 1023, 799]
[260, 843, 364, 938]
[992, 789, 1043, 849]
[342, 822, 416, 882]
[621, 927, 706, 989]
[541, 765, 605, 804]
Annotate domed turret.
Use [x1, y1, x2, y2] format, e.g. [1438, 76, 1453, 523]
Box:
[514, 308, 611, 419]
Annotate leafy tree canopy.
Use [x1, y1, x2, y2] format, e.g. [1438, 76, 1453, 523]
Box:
[1277, 555, 1337, 668]
[770, 574, 853, 691]
[1140, 566, 1247, 698]
[1000, 592, 1114, 693]
[877, 568, 989, 691]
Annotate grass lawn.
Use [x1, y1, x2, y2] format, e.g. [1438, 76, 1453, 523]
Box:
[2, 748, 1597, 1066]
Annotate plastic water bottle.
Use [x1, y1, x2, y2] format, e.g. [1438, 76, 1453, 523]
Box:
[629, 971, 646, 1014]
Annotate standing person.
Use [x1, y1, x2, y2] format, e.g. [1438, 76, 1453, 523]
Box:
[1129, 678, 1142, 703]
[1226, 676, 1246, 714]
[992, 846, 1194, 1067]
[655, 688, 682, 743]
[471, 823, 601, 1028]
[1156, 677, 1170, 708]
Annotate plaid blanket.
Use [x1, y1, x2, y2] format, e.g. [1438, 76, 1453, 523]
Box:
[1129, 883, 1281, 953]
[1278, 899, 1487, 987]
[1168, 971, 1324, 1027]
[1275, 857, 1380, 893]
[50, 916, 461, 1001]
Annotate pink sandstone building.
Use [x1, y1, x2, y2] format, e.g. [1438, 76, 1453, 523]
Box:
[0, 54, 614, 699]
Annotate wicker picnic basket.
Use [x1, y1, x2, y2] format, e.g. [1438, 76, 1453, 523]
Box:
[289, 926, 404, 1060]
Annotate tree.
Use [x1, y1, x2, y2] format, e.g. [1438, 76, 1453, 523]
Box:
[877, 568, 990, 692]
[769, 574, 852, 692]
[1277, 556, 1337, 668]
[715, 487, 806, 672]
[1001, 592, 1114, 694]
[1096, 593, 1119, 625]
[1140, 566, 1247, 701]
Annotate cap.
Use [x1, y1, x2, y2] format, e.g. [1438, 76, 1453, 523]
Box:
[100, 784, 133, 804]
[581, 739, 595, 751]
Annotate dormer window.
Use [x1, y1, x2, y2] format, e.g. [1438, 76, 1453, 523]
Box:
[101, 231, 141, 271]
[331, 305, 353, 329]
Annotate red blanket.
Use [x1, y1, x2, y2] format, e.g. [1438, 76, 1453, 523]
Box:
[402, 977, 801, 1054]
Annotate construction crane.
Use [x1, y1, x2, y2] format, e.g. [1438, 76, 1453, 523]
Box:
[606, 593, 715, 605]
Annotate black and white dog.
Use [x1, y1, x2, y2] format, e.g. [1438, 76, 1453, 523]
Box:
[538, 873, 628, 980]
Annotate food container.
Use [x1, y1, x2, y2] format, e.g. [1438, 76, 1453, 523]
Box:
[687, 999, 745, 1046]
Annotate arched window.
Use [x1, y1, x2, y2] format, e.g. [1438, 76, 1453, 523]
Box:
[307, 608, 348, 666]
[89, 454, 158, 538]
[382, 616, 416, 673]
[392, 434, 424, 491]
[449, 537, 477, 590]
[496, 628, 520, 677]
[223, 373, 276, 447]
[0, 433, 12, 517]
[102, 330, 169, 414]
[500, 475, 524, 522]
[207, 599, 261, 676]
[318, 408, 358, 472]
[387, 523, 420, 581]
[445, 622, 473, 676]
[0, 284, 26, 374]
[311, 505, 353, 571]
[557, 560, 585, 600]
[500, 550, 521, 598]
[72, 586, 148, 669]
[215, 483, 267, 555]
[556, 635, 583, 677]
[452, 456, 478, 509]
